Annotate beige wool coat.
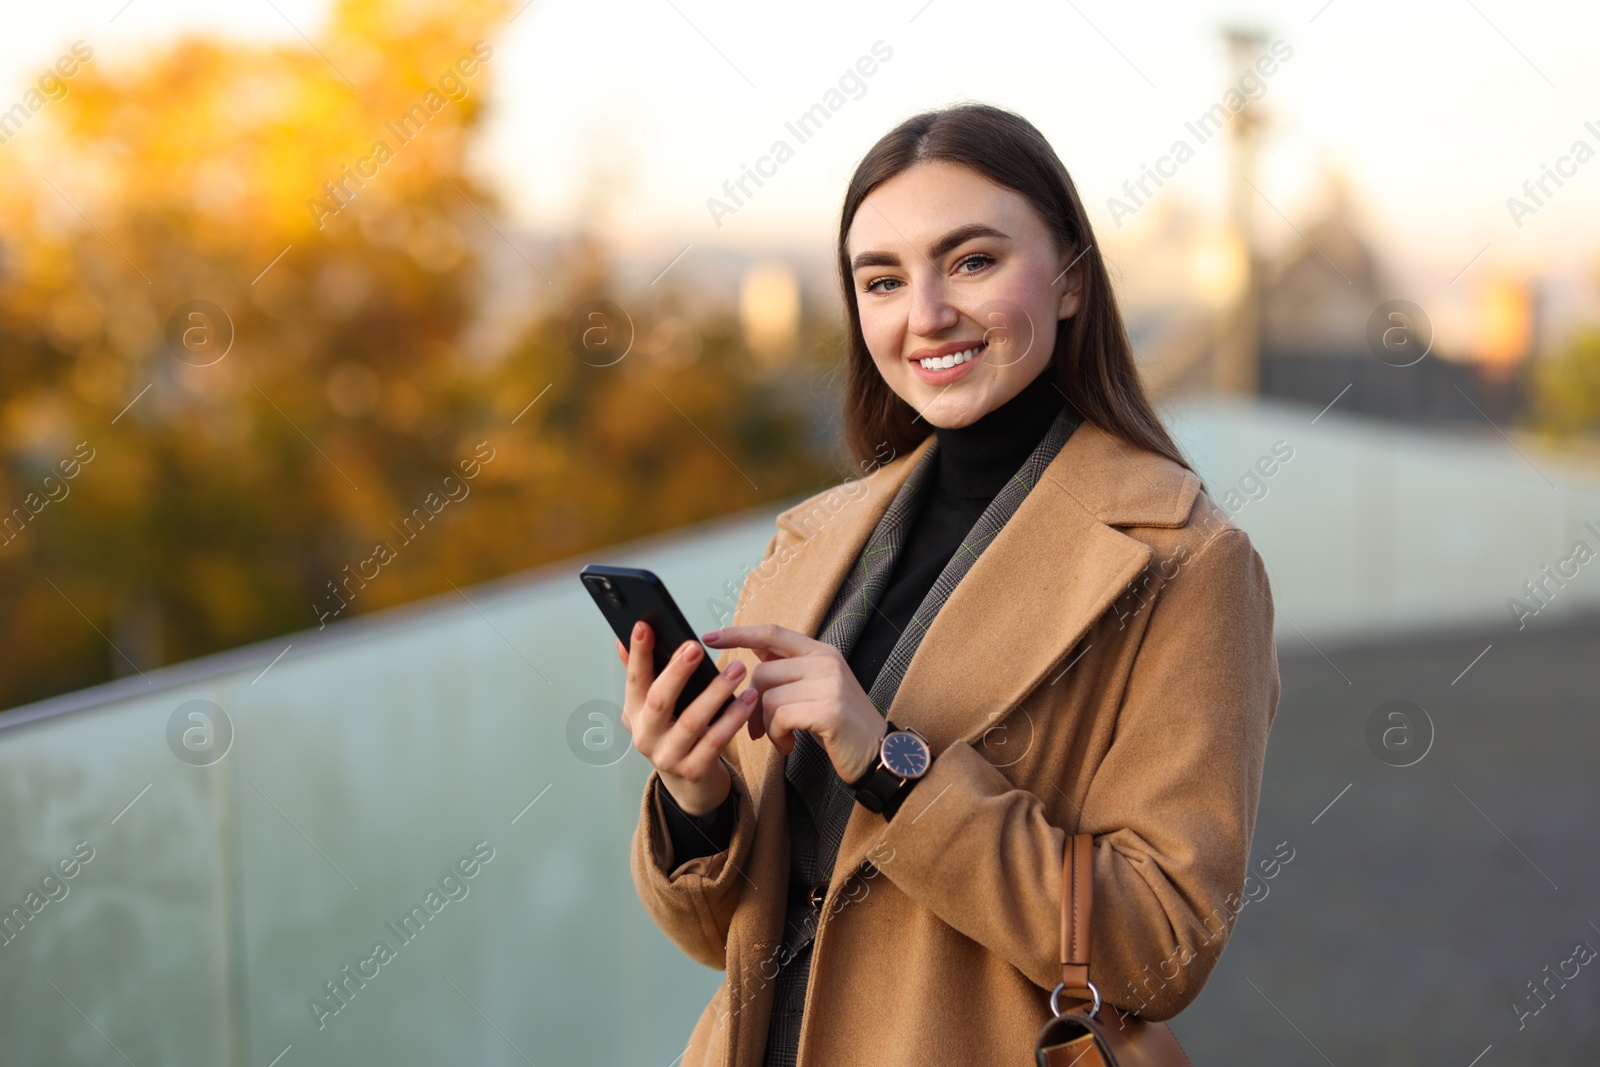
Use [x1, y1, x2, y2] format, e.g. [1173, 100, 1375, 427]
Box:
[629, 418, 1281, 1067]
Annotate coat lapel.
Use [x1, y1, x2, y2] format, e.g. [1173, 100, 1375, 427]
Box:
[820, 420, 1201, 896]
[729, 433, 938, 887]
[729, 419, 1202, 907]
[755, 434, 938, 644]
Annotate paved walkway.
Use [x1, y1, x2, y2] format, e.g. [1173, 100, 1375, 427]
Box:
[1175, 614, 1600, 1065]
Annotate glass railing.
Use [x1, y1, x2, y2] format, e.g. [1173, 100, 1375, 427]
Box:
[1165, 396, 1600, 636]
[0, 504, 776, 1066]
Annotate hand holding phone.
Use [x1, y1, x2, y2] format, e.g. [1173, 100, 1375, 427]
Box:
[582, 565, 761, 816]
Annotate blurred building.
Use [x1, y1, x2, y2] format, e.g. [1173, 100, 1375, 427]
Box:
[1128, 163, 1542, 428]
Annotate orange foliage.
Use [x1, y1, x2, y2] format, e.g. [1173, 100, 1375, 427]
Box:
[0, 0, 836, 710]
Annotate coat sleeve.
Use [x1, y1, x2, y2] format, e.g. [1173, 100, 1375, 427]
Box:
[627, 528, 783, 970]
[873, 526, 1279, 1021]
[629, 752, 759, 970]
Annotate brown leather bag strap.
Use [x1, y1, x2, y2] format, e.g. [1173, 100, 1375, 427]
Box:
[1043, 831, 1198, 1067]
[1059, 831, 1094, 996]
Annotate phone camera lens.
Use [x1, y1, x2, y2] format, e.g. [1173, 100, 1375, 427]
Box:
[586, 573, 625, 607]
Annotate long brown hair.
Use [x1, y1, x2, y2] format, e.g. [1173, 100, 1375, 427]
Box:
[836, 103, 1195, 479]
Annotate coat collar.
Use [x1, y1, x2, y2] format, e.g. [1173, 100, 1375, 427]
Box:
[739, 418, 1200, 896]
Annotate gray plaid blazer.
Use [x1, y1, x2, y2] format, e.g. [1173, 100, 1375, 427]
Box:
[761, 401, 1081, 1066]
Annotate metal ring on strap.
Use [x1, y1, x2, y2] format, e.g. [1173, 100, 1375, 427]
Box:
[1050, 978, 1102, 1019]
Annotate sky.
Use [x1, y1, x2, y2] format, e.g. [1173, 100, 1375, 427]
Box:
[5, 0, 1600, 318]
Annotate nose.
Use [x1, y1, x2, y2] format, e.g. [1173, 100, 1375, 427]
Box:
[907, 274, 959, 339]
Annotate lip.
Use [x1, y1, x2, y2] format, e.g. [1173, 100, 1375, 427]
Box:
[908, 340, 986, 385]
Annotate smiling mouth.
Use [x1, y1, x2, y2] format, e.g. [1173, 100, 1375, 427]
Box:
[914, 342, 986, 371]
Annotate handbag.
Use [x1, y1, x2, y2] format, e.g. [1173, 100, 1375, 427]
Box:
[1034, 833, 1196, 1066]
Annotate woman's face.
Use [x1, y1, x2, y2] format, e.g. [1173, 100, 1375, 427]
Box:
[845, 160, 1084, 428]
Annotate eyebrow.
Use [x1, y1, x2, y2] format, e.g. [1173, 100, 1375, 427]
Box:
[850, 223, 1011, 272]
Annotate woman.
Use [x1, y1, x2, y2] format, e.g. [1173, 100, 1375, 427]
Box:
[619, 103, 1279, 1067]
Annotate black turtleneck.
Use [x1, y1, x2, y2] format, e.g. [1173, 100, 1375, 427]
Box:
[843, 363, 1066, 695]
[658, 365, 1067, 863]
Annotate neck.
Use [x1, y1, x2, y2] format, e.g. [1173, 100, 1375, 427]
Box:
[932, 365, 1065, 500]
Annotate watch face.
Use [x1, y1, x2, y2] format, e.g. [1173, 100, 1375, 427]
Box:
[881, 731, 931, 779]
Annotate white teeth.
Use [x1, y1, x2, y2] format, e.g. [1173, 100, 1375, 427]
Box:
[919, 346, 981, 370]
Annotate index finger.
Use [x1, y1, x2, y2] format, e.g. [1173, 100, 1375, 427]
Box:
[701, 623, 823, 659]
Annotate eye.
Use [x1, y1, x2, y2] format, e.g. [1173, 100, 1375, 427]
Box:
[954, 252, 995, 275]
[863, 275, 903, 294]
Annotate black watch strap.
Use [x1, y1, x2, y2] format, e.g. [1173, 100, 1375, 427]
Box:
[881, 778, 917, 821]
[850, 719, 913, 815]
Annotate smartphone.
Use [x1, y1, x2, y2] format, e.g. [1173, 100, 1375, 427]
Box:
[580, 564, 732, 723]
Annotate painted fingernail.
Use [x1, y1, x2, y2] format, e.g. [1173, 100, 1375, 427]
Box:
[682, 642, 701, 663]
[633, 621, 645, 640]
[739, 688, 758, 704]
[724, 660, 746, 682]
[702, 629, 720, 642]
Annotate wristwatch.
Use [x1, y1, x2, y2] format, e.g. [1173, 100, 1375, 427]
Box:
[847, 719, 931, 816]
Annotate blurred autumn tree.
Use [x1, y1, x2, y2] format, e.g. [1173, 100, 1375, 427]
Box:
[0, 0, 838, 710]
